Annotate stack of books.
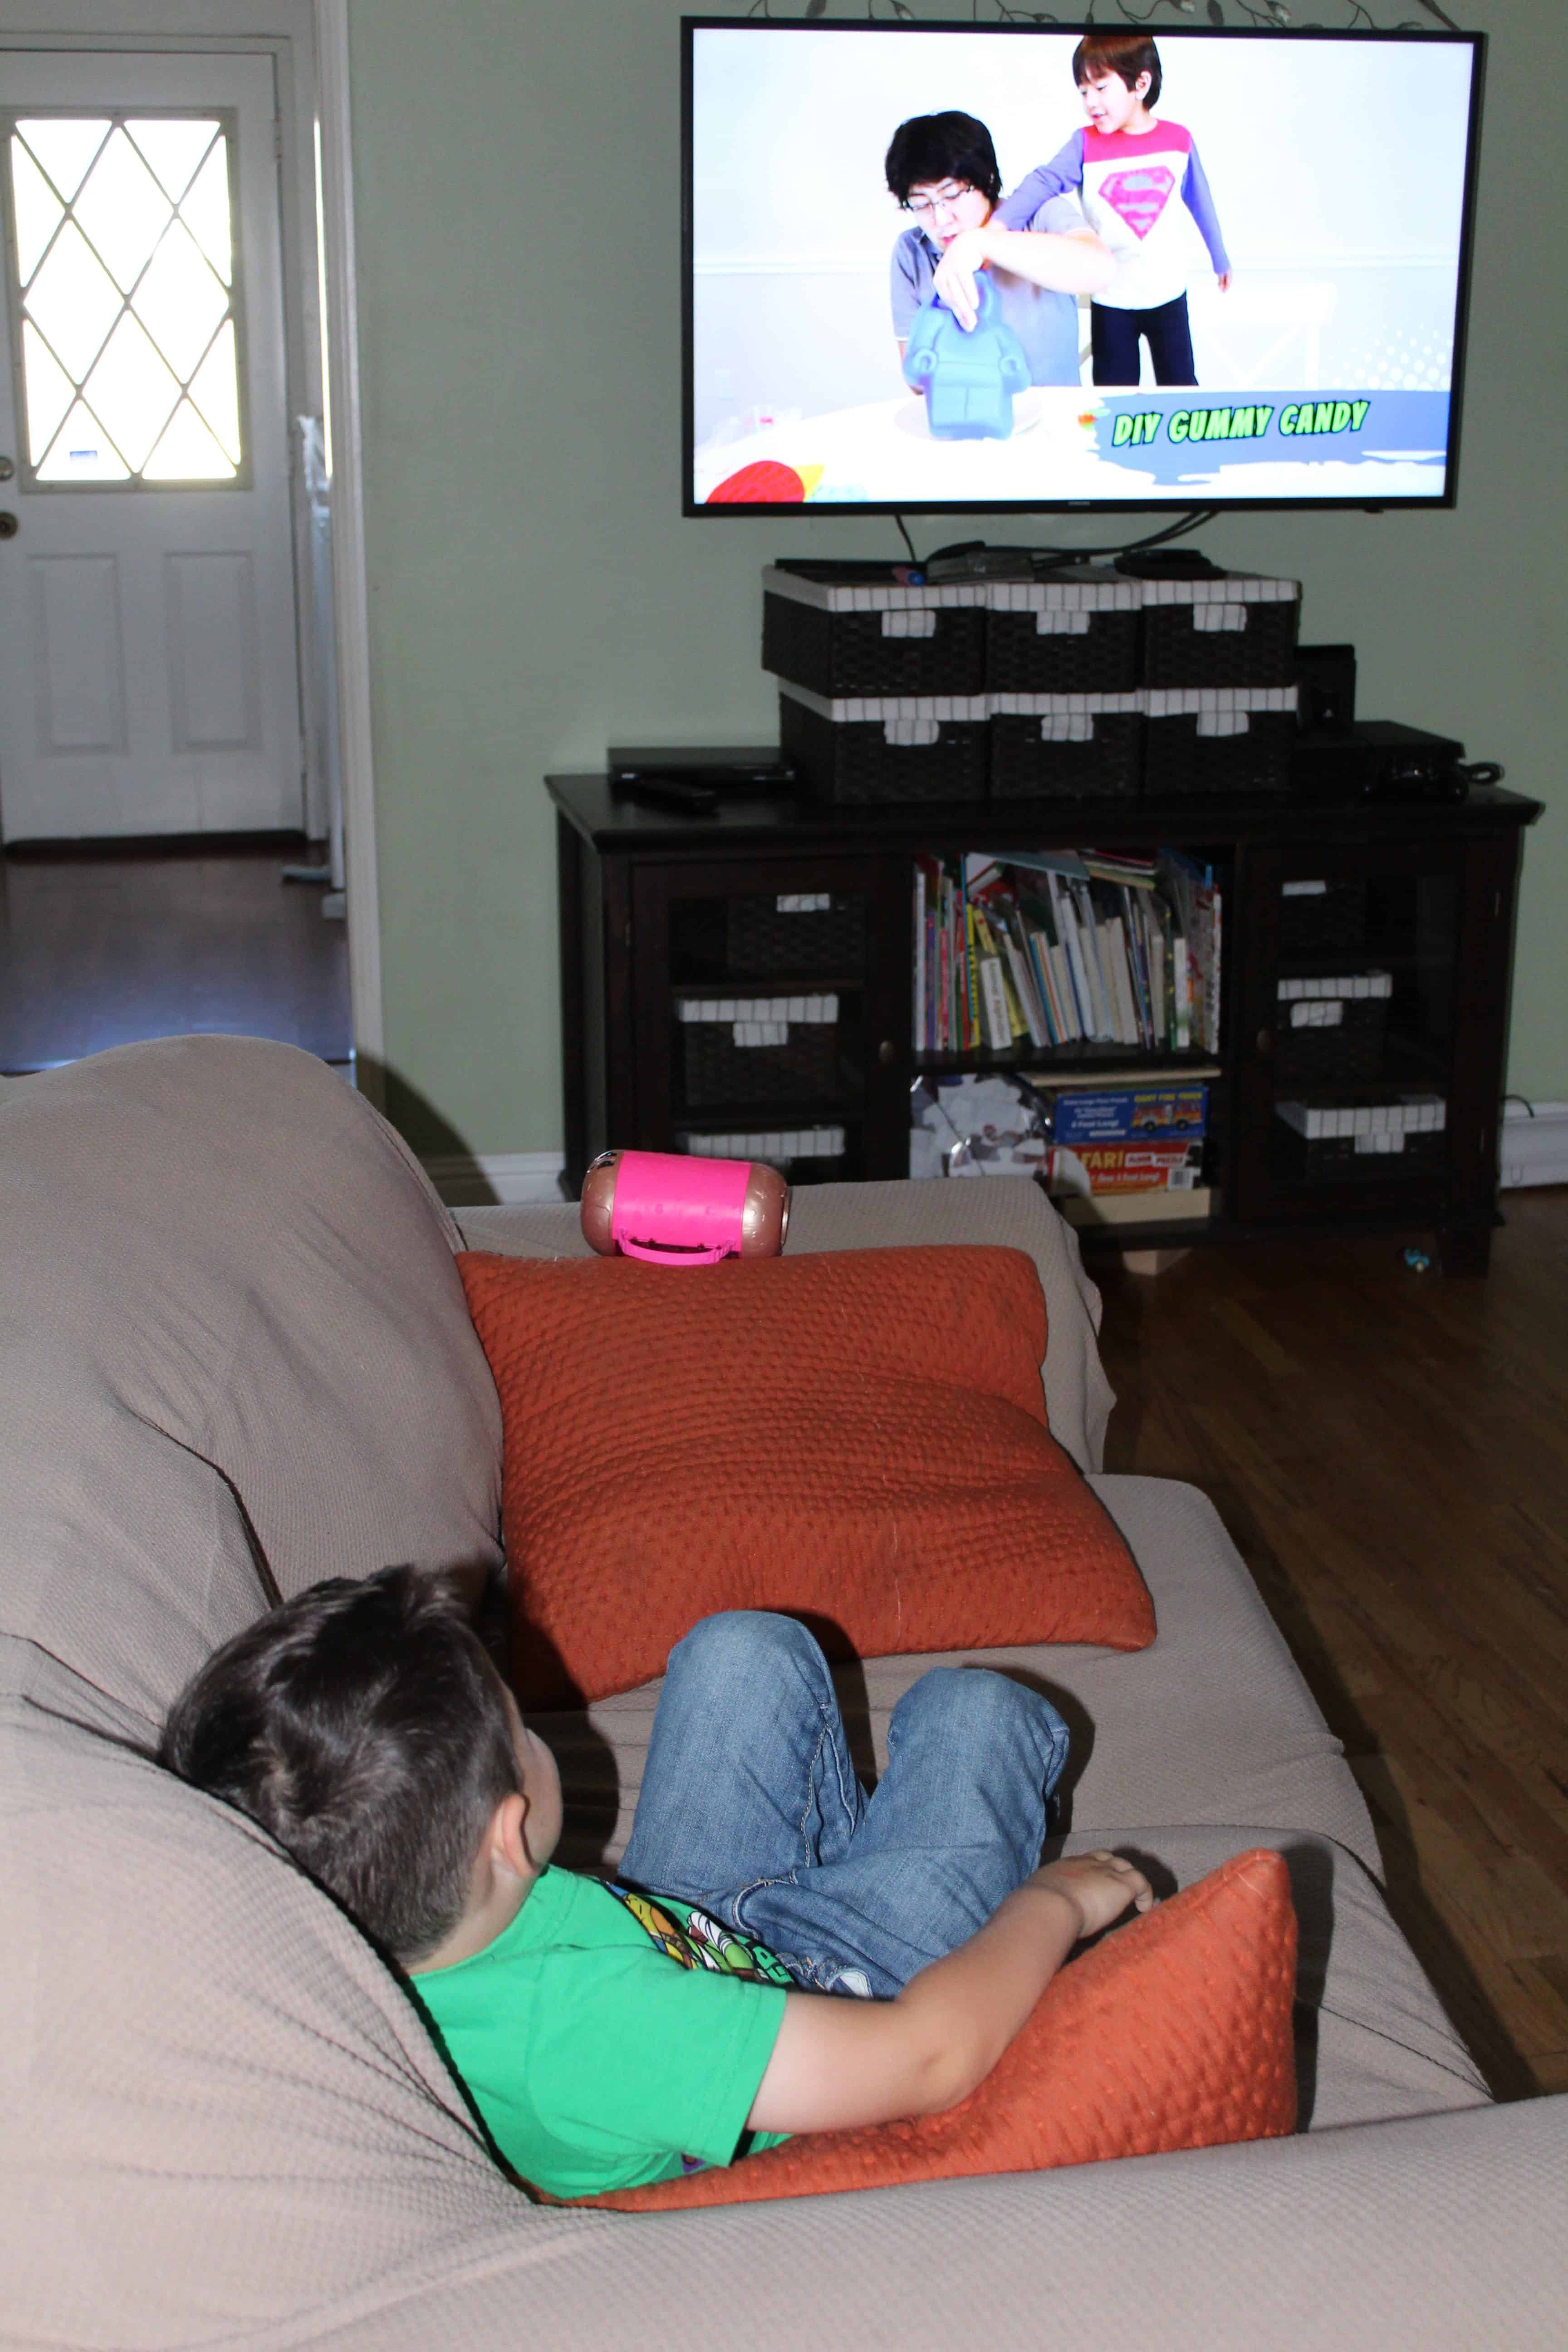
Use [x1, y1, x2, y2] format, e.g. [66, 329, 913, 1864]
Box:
[912, 849, 1222, 1059]
[1042, 1082, 1211, 1226]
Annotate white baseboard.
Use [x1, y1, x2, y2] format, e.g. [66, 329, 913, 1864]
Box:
[1500, 1102, 1568, 1191]
[423, 1150, 567, 1206]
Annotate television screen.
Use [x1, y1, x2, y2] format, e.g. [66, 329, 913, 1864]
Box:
[684, 20, 1483, 514]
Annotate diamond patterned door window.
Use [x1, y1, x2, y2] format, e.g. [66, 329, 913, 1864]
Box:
[4, 111, 247, 485]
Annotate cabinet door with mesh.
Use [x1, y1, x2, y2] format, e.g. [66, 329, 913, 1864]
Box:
[1235, 839, 1475, 1224]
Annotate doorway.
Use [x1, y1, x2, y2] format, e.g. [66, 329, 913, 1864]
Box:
[0, 24, 355, 1073]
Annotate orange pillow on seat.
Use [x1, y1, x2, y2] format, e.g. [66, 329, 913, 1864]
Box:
[574, 1847, 1298, 2212]
[457, 1245, 1154, 1710]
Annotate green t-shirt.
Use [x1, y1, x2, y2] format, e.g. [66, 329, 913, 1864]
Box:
[411, 1868, 792, 2198]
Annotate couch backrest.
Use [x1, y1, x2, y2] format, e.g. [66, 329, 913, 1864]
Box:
[0, 1035, 503, 1730]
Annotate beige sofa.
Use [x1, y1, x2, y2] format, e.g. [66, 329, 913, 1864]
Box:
[4, 1035, 1564, 2352]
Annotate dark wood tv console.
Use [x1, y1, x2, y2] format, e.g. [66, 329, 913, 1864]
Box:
[547, 773, 1541, 1274]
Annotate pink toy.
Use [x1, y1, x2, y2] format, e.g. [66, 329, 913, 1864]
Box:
[579, 1149, 790, 1265]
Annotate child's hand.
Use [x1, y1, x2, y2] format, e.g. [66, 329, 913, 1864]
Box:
[1217, 270, 1233, 293]
[1028, 1851, 1154, 1940]
[932, 229, 990, 331]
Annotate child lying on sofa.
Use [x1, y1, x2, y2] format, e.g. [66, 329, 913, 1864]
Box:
[159, 1564, 1152, 2200]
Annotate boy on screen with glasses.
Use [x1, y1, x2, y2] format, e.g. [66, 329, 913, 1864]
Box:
[886, 110, 1112, 388]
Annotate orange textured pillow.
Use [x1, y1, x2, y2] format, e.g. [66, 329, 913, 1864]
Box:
[574, 1847, 1298, 2212]
[457, 1245, 1154, 1708]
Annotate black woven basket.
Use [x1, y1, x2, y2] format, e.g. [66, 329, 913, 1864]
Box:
[764, 591, 986, 698]
[1275, 997, 1388, 1088]
[780, 694, 988, 807]
[1278, 880, 1368, 963]
[1144, 712, 1295, 797]
[985, 608, 1141, 695]
[680, 1019, 840, 1108]
[1142, 598, 1300, 688]
[674, 1137, 851, 1186]
[1275, 1122, 1446, 1186]
[725, 894, 865, 978]
[990, 712, 1143, 801]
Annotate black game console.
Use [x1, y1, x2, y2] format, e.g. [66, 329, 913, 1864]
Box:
[1292, 720, 1472, 804]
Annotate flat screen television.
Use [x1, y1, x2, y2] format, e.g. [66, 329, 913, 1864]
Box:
[683, 18, 1484, 516]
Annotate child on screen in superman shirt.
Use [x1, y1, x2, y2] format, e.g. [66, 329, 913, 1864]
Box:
[991, 32, 1232, 388]
[159, 1565, 1152, 2200]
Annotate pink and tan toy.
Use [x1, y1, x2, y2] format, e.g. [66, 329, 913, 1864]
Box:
[579, 1149, 790, 1265]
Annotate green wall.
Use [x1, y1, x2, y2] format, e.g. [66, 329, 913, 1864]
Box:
[347, 0, 1565, 1159]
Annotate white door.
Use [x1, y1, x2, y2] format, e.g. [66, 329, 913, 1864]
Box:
[0, 50, 301, 840]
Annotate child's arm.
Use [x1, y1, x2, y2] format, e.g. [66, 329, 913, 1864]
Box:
[1182, 144, 1232, 288]
[746, 1852, 1152, 2136]
[990, 136, 1085, 234]
[933, 219, 1112, 334]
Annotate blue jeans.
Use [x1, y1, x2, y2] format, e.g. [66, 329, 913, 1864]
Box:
[617, 1612, 1070, 2000]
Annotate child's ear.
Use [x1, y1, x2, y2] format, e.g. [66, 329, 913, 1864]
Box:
[492, 1791, 532, 1881]
[1133, 71, 1153, 100]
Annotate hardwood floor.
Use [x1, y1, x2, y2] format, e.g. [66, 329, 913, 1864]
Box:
[0, 837, 351, 1074]
[1088, 1191, 1568, 2102]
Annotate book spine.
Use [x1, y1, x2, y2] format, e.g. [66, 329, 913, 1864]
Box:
[965, 900, 983, 1051]
[1146, 897, 1167, 1048]
[1049, 941, 1082, 1041]
[1004, 925, 1048, 1049]
[1104, 914, 1133, 1047]
[1024, 924, 1060, 1047]
[979, 952, 1013, 1053]
[913, 865, 926, 1051]
[929, 906, 939, 1052]
[1122, 886, 1153, 1047]
[1073, 882, 1115, 1042]
[1054, 877, 1096, 1040]
[1172, 931, 1191, 1052]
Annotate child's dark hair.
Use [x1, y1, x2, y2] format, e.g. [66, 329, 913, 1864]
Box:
[885, 112, 1002, 209]
[158, 1563, 521, 1966]
[1073, 32, 1162, 109]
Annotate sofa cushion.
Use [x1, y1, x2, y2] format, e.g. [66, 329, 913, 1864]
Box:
[536, 1476, 1385, 1884]
[579, 1847, 1298, 2211]
[457, 1170, 1116, 1477]
[0, 1038, 503, 1727]
[457, 1245, 1154, 1707]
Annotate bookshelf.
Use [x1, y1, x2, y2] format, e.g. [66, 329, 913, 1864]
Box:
[547, 774, 1542, 1273]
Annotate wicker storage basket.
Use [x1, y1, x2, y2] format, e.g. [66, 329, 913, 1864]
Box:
[725, 893, 865, 978]
[1139, 572, 1301, 689]
[673, 1123, 848, 1184]
[676, 993, 842, 1108]
[763, 564, 986, 697]
[779, 683, 988, 807]
[1275, 1122, 1446, 1185]
[985, 570, 1141, 694]
[1278, 878, 1368, 963]
[1273, 1095, 1446, 1185]
[989, 695, 1143, 800]
[1274, 992, 1390, 1088]
[1143, 688, 1298, 796]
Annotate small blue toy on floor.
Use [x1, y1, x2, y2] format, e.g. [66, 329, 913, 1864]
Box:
[902, 273, 1029, 440]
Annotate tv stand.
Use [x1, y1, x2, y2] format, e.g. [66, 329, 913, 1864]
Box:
[547, 772, 1541, 1275]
